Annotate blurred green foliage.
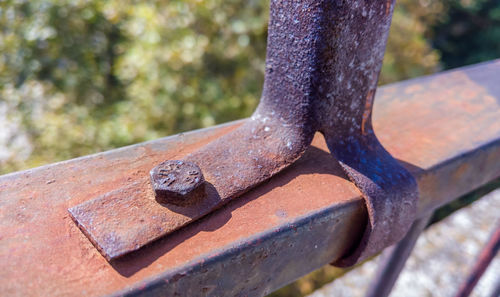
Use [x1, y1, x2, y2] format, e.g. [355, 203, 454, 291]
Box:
[432, 0, 500, 69]
[0, 0, 441, 173]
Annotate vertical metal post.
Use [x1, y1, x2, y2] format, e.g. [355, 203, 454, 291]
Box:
[365, 214, 433, 297]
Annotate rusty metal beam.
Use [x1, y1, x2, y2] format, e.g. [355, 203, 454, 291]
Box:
[1, 60, 500, 297]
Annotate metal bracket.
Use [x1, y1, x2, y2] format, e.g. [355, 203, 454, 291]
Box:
[69, 0, 418, 266]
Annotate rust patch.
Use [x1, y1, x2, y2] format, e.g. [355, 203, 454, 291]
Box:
[362, 89, 375, 135]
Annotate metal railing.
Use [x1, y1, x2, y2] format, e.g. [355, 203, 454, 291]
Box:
[1, 59, 500, 297]
[1, 0, 500, 295]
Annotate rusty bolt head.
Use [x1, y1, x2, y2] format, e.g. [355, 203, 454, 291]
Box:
[150, 160, 206, 206]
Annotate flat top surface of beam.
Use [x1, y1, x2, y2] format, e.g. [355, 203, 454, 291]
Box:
[1, 60, 500, 296]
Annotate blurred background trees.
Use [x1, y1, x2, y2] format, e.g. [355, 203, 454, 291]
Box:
[0, 0, 440, 173]
[432, 0, 500, 69]
[0, 0, 497, 175]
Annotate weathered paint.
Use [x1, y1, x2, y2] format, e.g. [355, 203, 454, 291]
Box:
[1, 61, 500, 296]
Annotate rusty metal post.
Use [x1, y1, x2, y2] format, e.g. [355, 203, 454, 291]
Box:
[454, 220, 500, 297]
[365, 214, 433, 297]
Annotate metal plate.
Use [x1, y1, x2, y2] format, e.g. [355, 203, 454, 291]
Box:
[68, 180, 224, 260]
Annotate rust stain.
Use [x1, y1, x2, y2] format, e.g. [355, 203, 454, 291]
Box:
[362, 89, 375, 135]
[385, 0, 392, 16]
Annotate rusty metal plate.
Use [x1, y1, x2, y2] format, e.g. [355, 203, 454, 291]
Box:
[68, 180, 223, 260]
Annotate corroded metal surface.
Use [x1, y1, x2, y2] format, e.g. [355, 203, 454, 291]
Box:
[71, 0, 417, 266]
[150, 160, 205, 206]
[1, 61, 500, 296]
[70, 160, 209, 260]
[69, 180, 219, 260]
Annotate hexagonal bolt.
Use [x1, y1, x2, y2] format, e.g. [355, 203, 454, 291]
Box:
[150, 160, 206, 206]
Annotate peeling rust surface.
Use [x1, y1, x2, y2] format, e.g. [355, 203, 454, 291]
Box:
[1, 60, 500, 296]
[70, 0, 417, 265]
